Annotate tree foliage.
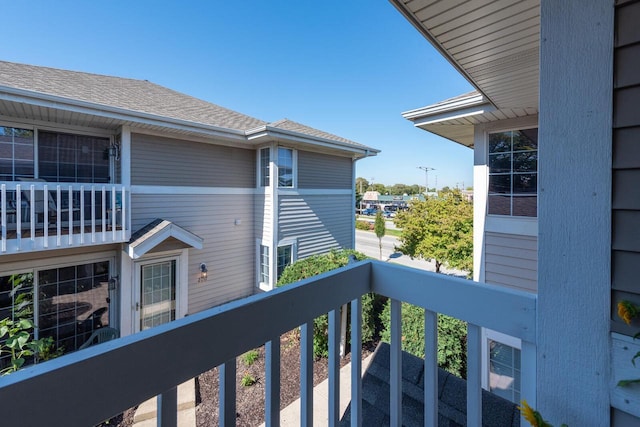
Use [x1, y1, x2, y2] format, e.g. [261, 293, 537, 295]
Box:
[394, 189, 473, 274]
[380, 301, 467, 378]
[374, 211, 386, 260]
[276, 249, 378, 358]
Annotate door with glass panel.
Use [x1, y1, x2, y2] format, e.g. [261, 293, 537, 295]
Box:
[135, 259, 177, 331]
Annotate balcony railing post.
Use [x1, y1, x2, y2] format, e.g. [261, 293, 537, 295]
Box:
[390, 299, 402, 427]
[424, 309, 438, 426]
[467, 323, 482, 427]
[328, 308, 340, 426]
[301, 321, 314, 427]
[158, 386, 177, 427]
[350, 297, 362, 427]
[219, 359, 236, 427]
[265, 337, 281, 427]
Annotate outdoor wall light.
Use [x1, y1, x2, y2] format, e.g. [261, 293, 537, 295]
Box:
[108, 143, 120, 160]
[198, 263, 208, 282]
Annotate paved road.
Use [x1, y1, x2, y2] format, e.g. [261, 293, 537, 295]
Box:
[355, 229, 465, 276]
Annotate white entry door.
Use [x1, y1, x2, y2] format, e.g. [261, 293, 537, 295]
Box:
[135, 258, 177, 331]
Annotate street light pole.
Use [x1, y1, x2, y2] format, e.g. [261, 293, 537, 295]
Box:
[417, 166, 435, 197]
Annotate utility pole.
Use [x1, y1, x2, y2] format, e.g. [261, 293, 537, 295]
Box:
[417, 166, 435, 196]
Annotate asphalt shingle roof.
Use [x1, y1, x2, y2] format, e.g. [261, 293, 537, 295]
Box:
[340, 343, 520, 427]
[0, 60, 267, 131]
[268, 118, 370, 150]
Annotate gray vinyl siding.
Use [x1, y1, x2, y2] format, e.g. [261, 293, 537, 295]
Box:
[131, 193, 255, 313]
[131, 133, 255, 187]
[612, 0, 640, 342]
[297, 151, 352, 189]
[278, 194, 353, 258]
[254, 193, 272, 241]
[484, 232, 537, 293]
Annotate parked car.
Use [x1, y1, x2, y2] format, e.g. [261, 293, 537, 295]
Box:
[363, 208, 378, 216]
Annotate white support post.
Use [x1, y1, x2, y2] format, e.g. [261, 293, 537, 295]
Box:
[1, 184, 6, 253]
[300, 322, 314, 427]
[390, 299, 402, 427]
[80, 187, 84, 244]
[328, 308, 340, 426]
[466, 323, 482, 427]
[68, 185, 73, 245]
[350, 297, 362, 427]
[56, 185, 61, 246]
[424, 309, 438, 426]
[265, 337, 281, 427]
[219, 360, 236, 427]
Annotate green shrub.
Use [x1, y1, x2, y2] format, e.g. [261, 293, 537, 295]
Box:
[242, 349, 259, 366]
[241, 373, 257, 387]
[355, 220, 372, 230]
[380, 301, 467, 378]
[277, 249, 379, 358]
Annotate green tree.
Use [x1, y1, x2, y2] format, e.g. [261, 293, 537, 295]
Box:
[355, 177, 369, 195]
[277, 249, 380, 358]
[395, 189, 473, 274]
[374, 211, 386, 260]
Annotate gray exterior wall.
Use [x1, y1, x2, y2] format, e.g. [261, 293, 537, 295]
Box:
[131, 193, 255, 313]
[612, 0, 640, 338]
[131, 133, 255, 187]
[484, 232, 537, 293]
[278, 194, 352, 258]
[297, 150, 352, 189]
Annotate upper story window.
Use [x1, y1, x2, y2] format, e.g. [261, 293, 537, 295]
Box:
[0, 126, 111, 183]
[278, 147, 294, 188]
[0, 127, 34, 181]
[39, 131, 110, 183]
[488, 129, 538, 217]
[259, 147, 270, 187]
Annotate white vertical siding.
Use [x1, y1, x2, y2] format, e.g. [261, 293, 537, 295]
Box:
[484, 232, 537, 292]
[255, 193, 273, 242]
[131, 193, 255, 313]
[278, 194, 353, 258]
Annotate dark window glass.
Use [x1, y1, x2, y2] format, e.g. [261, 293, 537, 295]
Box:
[489, 153, 511, 174]
[278, 148, 293, 187]
[38, 131, 110, 183]
[489, 175, 511, 194]
[488, 128, 538, 217]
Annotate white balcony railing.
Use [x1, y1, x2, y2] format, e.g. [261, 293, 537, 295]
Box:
[0, 260, 537, 427]
[0, 182, 130, 253]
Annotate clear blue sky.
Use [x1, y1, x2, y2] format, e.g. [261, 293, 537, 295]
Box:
[2, 1, 474, 189]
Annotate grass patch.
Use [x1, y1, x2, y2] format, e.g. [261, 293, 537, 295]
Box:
[242, 349, 259, 366]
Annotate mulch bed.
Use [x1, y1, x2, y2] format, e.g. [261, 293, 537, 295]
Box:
[106, 329, 374, 427]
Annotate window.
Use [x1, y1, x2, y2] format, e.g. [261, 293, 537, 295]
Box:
[488, 340, 521, 403]
[259, 147, 270, 187]
[0, 260, 112, 369]
[38, 261, 110, 352]
[0, 127, 34, 181]
[259, 245, 270, 285]
[277, 244, 293, 279]
[140, 260, 176, 330]
[39, 131, 110, 183]
[488, 129, 538, 217]
[278, 147, 294, 187]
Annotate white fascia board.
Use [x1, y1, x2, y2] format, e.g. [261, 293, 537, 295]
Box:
[412, 104, 496, 127]
[0, 85, 247, 142]
[402, 93, 490, 121]
[246, 126, 380, 159]
[126, 223, 204, 259]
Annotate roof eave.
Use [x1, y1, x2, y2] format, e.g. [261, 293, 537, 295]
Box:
[0, 85, 248, 142]
[246, 126, 380, 159]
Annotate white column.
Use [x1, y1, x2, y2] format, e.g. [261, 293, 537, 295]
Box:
[537, 0, 613, 424]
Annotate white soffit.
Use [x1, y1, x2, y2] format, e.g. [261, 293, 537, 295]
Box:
[402, 91, 537, 147]
[392, 0, 540, 111]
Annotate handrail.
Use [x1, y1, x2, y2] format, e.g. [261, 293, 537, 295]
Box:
[0, 260, 537, 426]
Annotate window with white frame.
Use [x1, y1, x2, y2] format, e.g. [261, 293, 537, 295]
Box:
[259, 244, 270, 286]
[488, 128, 538, 217]
[0, 260, 112, 370]
[483, 330, 521, 404]
[277, 147, 294, 188]
[259, 147, 270, 187]
[277, 244, 293, 280]
[0, 127, 34, 181]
